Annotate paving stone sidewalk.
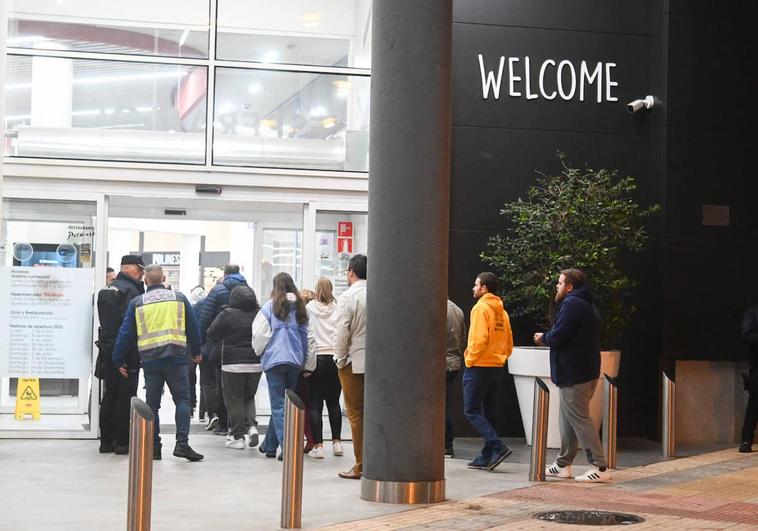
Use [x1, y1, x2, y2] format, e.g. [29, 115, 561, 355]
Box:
[324, 448, 758, 530]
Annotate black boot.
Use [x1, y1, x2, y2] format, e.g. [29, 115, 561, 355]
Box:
[739, 442, 752, 453]
[99, 441, 115, 454]
[153, 443, 162, 460]
[173, 443, 203, 461]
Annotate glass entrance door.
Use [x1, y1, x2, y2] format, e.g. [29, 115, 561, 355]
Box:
[0, 197, 101, 436]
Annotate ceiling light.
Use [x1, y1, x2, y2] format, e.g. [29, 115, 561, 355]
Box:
[261, 51, 279, 64]
[248, 82, 262, 94]
[179, 29, 190, 47]
[298, 12, 322, 28]
[7, 35, 50, 46]
[310, 106, 327, 118]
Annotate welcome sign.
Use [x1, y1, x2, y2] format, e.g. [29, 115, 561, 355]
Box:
[477, 54, 619, 103]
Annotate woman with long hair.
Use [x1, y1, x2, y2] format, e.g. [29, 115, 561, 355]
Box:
[252, 272, 312, 459]
[304, 277, 344, 459]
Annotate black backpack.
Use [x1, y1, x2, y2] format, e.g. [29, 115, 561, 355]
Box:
[94, 286, 131, 378]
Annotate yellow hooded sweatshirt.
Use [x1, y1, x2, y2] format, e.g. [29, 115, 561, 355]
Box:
[464, 292, 514, 368]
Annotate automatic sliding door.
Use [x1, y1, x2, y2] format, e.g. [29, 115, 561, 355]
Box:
[0, 198, 98, 435]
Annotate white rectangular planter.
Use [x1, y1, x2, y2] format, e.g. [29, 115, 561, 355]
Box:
[509, 346, 620, 448]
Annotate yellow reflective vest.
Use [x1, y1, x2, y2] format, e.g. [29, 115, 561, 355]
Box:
[135, 289, 187, 361]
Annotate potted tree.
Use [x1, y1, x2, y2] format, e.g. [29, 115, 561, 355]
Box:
[481, 153, 659, 446]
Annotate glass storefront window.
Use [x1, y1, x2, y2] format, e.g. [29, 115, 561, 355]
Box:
[7, 0, 210, 59]
[213, 68, 369, 171]
[314, 211, 367, 297]
[0, 199, 97, 432]
[260, 229, 303, 301]
[4, 55, 207, 164]
[216, 0, 371, 69]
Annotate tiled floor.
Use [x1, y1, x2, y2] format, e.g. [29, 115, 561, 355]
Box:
[324, 448, 758, 530]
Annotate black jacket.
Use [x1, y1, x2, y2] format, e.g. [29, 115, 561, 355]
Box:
[742, 306, 758, 383]
[206, 285, 261, 366]
[543, 286, 601, 387]
[97, 272, 144, 371]
[197, 273, 248, 337]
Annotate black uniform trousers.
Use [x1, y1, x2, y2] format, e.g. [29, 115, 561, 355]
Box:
[99, 362, 139, 447]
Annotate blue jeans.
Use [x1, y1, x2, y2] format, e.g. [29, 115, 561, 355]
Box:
[261, 364, 301, 454]
[144, 363, 191, 446]
[463, 366, 502, 457]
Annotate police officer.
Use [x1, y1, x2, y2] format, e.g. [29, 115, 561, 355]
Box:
[112, 264, 204, 461]
[96, 254, 145, 454]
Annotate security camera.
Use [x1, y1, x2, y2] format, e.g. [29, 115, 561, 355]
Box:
[627, 95, 655, 113]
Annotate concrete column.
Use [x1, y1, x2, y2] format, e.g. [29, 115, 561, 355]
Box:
[361, 0, 451, 504]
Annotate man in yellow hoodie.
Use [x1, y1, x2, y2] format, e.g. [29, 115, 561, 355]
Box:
[463, 272, 514, 471]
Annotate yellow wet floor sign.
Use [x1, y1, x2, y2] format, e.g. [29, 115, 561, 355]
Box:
[15, 378, 41, 420]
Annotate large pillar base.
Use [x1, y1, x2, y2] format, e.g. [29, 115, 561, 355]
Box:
[360, 478, 446, 504]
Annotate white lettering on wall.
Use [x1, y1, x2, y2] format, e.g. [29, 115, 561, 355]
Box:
[557, 60, 577, 100]
[478, 54, 505, 99]
[508, 57, 522, 97]
[605, 62, 618, 101]
[524, 57, 538, 100]
[478, 55, 620, 103]
[539, 60, 557, 100]
[580, 60, 602, 103]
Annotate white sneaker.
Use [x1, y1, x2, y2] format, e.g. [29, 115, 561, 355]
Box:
[247, 425, 259, 448]
[333, 441, 344, 456]
[546, 462, 573, 478]
[574, 466, 611, 483]
[225, 438, 245, 450]
[307, 447, 324, 459]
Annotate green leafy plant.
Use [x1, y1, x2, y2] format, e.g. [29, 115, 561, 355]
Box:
[481, 152, 659, 347]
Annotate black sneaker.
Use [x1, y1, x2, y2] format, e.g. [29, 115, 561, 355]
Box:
[205, 415, 220, 431]
[114, 445, 129, 455]
[739, 442, 752, 453]
[99, 442, 115, 454]
[259, 446, 276, 458]
[212, 425, 228, 436]
[173, 443, 204, 462]
[467, 455, 490, 470]
[487, 446, 513, 471]
[153, 446, 162, 460]
[444, 447, 455, 458]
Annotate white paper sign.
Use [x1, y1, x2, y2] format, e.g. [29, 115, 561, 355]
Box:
[0, 266, 94, 378]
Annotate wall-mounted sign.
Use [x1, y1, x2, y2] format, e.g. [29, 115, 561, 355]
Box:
[0, 266, 94, 378]
[702, 205, 730, 227]
[478, 54, 618, 103]
[143, 252, 181, 266]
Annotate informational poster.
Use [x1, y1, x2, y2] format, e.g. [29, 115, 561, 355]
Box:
[0, 266, 94, 378]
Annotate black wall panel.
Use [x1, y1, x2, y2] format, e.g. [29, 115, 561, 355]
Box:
[453, 0, 650, 35]
[453, 23, 650, 134]
[449, 0, 754, 439]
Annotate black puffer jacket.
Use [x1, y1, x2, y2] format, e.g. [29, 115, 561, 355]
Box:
[206, 285, 261, 366]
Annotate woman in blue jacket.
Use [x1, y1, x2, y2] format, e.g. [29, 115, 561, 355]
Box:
[252, 272, 312, 459]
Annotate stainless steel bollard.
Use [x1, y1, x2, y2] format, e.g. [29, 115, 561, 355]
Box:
[127, 397, 154, 531]
[529, 378, 550, 482]
[602, 375, 618, 469]
[662, 371, 676, 458]
[281, 389, 306, 529]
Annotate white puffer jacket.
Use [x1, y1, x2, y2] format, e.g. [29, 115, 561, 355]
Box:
[306, 300, 338, 356]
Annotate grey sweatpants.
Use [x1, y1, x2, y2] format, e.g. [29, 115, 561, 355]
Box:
[556, 379, 607, 469]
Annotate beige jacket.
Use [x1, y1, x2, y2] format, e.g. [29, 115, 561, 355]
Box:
[333, 279, 367, 374]
[446, 299, 466, 372]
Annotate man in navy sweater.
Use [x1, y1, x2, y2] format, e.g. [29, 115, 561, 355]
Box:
[534, 269, 610, 483]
